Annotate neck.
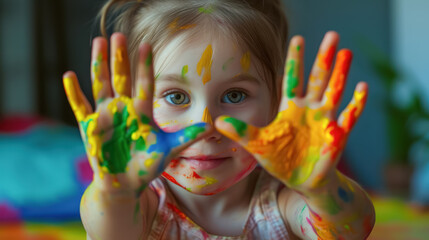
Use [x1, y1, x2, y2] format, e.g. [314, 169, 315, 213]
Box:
[165, 169, 259, 222]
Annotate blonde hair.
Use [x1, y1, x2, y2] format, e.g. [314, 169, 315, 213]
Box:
[99, 0, 288, 114]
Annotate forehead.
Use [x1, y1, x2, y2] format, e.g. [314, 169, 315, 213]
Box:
[153, 34, 265, 84]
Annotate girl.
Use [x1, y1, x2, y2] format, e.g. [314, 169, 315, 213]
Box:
[63, 0, 375, 239]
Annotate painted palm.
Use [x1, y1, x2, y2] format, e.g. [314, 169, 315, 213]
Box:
[63, 34, 208, 194]
[216, 33, 368, 190]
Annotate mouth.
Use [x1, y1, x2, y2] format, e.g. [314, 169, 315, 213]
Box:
[180, 155, 230, 170]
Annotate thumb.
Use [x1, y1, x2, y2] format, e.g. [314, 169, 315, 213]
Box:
[166, 122, 213, 156]
[214, 116, 260, 149]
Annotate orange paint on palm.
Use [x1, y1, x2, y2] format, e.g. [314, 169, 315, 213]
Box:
[341, 90, 367, 132]
[242, 101, 331, 186]
[113, 48, 129, 96]
[196, 44, 213, 85]
[324, 50, 352, 108]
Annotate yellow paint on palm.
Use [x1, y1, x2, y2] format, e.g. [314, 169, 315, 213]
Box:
[196, 44, 213, 85]
[113, 48, 129, 96]
[201, 107, 213, 125]
[63, 77, 88, 122]
[248, 100, 330, 186]
[92, 54, 104, 101]
[240, 51, 251, 73]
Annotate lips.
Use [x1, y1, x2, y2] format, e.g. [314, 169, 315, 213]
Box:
[180, 155, 230, 170]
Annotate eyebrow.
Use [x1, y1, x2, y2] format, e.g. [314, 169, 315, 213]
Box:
[157, 73, 261, 85]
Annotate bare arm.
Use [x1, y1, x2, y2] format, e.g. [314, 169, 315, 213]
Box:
[81, 183, 158, 240]
[279, 170, 375, 239]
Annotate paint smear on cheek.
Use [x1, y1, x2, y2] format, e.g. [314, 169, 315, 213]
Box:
[196, 44, 213, 85]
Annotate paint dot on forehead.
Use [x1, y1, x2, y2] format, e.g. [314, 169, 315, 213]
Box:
[222, 57, 234, 71]
[196, 44, 213, 85]
[240, 51, 251, 73]
[181, 65, 188, 79]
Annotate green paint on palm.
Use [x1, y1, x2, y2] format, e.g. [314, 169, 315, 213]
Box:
[184, 125, 205, 140]
[145, 51, 152, 67]
[224, 117, 247, 137]
[138, 169, 147, 176]
[286, 60, 298, 98]
[100, 106, 145, 174]
[141, 114, 150, 124]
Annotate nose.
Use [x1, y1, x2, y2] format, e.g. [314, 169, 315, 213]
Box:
[201, 107, 222, 142]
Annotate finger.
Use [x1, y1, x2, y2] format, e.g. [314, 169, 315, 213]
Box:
[63, 71, 93, 122]
[148, 123, 212, 174]
[111, 33, 132, 98]
[91, 37, 112, 105]
[133, 43, 155, 120]
[306, 31, 339, 102]
[214, 116, 259, 148]
[281, 36, 305, 105]
[338, 81, 368, 133]
[321, 49, 353, 116]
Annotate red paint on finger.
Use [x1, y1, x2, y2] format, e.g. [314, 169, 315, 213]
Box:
[325, 50, 352, 108]
[318, 46, 336, 71]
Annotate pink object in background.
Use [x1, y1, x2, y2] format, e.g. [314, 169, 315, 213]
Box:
[76, 157, 92, 185]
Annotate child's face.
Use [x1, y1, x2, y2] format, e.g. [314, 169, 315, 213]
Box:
[153, 36, 272, 195]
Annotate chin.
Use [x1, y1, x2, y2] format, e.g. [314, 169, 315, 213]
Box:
[162, 161, 257, 195]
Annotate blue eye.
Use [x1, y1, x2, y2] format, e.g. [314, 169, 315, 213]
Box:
[166, 92, 190, 105]
[222, 90, 246, 104]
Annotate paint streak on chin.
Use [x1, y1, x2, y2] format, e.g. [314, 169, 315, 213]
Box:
[162, 172, 187, 189]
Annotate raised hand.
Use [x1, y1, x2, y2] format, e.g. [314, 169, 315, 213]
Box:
[63, 33, 210, 196]
[215, 32, 368, 192]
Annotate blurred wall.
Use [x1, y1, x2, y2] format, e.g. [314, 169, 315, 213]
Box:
[392, 0, 429, 109]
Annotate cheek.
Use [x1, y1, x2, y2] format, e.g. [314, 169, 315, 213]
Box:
[153, 105, 196, 132]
